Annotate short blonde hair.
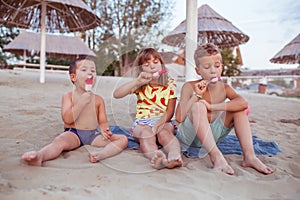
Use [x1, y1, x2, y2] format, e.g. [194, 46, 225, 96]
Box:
[194, 43, 221, 67]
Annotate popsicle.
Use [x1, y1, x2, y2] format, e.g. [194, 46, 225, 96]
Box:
[153, 69, 167, 77]
[85, 76, 93, 92]
[208, 76, 221, 83]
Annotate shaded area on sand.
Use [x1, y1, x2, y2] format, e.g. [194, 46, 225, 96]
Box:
[279, 118, 300, 126]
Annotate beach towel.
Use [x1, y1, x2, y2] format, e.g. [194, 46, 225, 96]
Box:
[109, 126, 282, 158]
[183, 135, 282, 158]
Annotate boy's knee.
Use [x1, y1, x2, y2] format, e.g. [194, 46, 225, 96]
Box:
[232, 109, 247, 116]
[191, 101, 207, 113]
[113, 134, 128, 142]
[119, 135, 128, 148]
[53, 135, 69, 146]
[121, 135, 128, 143]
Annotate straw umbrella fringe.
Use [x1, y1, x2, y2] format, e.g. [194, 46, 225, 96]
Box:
[162, 4, 249, 48]
[0, 0, 101, 32]
[270, 34, 300, 65]
[3, 31, 96, 60]
[0, 0, 101, 83]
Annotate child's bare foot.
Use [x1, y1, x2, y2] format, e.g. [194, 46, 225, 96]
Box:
[21, 151, 42, 166]
[150, 150, 168, 169]
[89, 152, 101, 163]
[242, 156, 275, 174]
[151, 151, 182, 169]
[166, 152, 183, 169]
[211, 154, 234, 175]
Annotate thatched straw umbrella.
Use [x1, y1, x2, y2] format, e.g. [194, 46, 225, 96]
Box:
[0, 0, 101, 83]
[270, 34, 300, 65]
[3, 31, 96, 62]
[162, 4, 249, 48]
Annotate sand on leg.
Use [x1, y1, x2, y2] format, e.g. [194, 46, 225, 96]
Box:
[89, 134, 128, 163]
[157, 124, 182, 169]
[223, 110, 275, 174]
[22, 131, 80, 166]
[22, 151, 43, 166]
[150, 150, 169, 169]
[190, 102, 234, 175]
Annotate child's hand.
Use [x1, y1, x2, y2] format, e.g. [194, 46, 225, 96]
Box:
[152, 124, 158, 134]
[199, 99, 212, 111]
[102, 127, 112, 140]
[152, 123, 163, 134]
[137, 72, 152, 85]
[194, 80, 207, 96]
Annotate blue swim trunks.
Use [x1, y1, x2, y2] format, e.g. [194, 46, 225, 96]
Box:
[176, 114, 233, 150]
[64, 127, 101, 146]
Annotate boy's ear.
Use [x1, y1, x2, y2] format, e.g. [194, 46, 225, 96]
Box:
[195, 67, 201, 75]
[70, 73, 76, 82]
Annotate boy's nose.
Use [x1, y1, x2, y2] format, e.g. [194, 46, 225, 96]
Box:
[210, 66, 218, 73]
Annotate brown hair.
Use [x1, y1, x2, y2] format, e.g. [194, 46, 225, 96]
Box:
[132, 48, 168, 86]
[194, 43, 221, 67]
[69, 56, 95, 83]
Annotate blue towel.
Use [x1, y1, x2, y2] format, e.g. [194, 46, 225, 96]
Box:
[109, 125, 139, 149]
[109, 126, 282, 158]
[183, 135, 282, 158]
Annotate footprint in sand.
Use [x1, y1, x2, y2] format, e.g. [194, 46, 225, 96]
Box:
[289, 163, 300, 178]
[279, 118, 300, 126]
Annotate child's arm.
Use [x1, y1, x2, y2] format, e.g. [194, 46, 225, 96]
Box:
[61, 92, 93, 125]
[175, 82, 200, 122]
[113, 72, 153, 98]
[96, 95, 112, 139]
[113, 79, 140, 98]
[202, 84, 248, 112]
[153, 98, 176, 133]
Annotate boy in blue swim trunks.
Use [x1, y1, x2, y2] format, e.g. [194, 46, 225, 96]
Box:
[22, 57, 128, 166]
[175, 43, 275, 175]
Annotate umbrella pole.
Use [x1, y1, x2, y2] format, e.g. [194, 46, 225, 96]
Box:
[202, 32, 207, 44]
[185, 0, 198, 81]
[23, 50, 26, 70]
[40, 1, 46, 83]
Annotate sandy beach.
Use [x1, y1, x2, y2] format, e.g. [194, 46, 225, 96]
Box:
[0, 69, 299, 199]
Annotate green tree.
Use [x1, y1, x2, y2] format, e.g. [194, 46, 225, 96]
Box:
[0, 25, 20, 68]
[221, 48, 241, 77]
[83, 0, 174, 76]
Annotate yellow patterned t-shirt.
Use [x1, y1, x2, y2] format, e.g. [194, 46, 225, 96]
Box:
[135, 78, 177, 118]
